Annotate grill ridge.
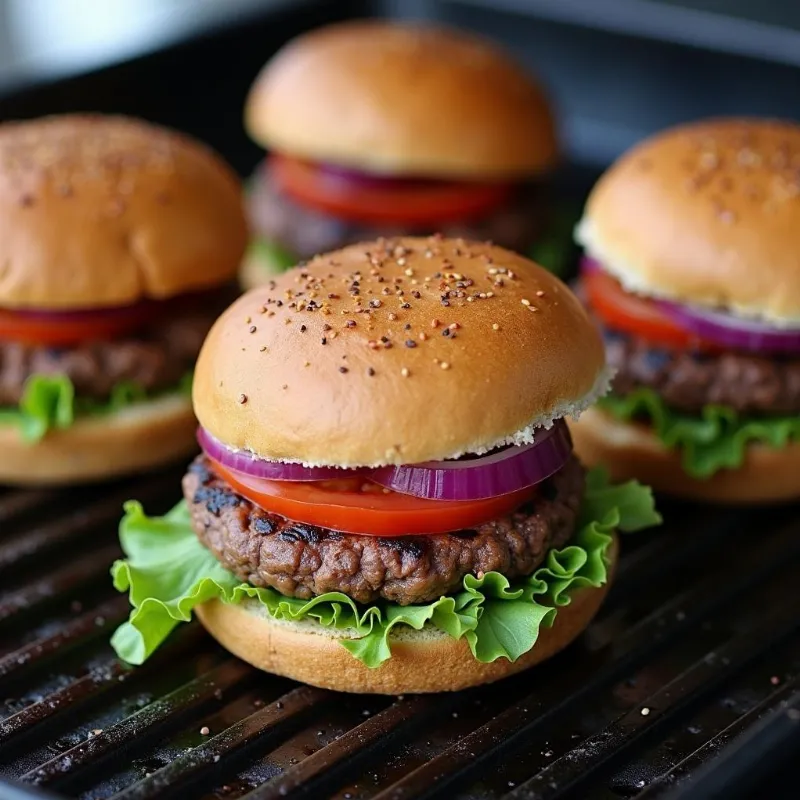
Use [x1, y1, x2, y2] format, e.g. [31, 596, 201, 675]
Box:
[0, 468, 797, 800]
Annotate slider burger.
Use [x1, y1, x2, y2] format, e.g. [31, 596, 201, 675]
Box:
[240, 20, 563, 288]
[0, 115, 247, 485]
[111, 236, 659, 694]
[571, 118, 800, 503]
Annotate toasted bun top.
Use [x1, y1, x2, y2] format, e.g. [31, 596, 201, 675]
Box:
[577, 118, 800, 325]
[0, 114, 248, 309]
[244, 21, 558, 179]
[193, 236, 608, 467]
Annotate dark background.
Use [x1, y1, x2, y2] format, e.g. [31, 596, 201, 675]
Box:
[0, 0, 798, 178]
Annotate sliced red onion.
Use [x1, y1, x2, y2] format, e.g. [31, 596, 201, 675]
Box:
[656, 300, 800, 353]
[581, 256, 800, 353]
[368, 421, 573, 500]
[316, 163, 431, 190]
[579, 256, 603, 276]
[197, 427, 359, 481]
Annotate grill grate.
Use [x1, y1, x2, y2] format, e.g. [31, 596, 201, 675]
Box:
[0, 467, 798, 799]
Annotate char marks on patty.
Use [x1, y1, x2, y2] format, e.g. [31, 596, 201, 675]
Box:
[183, 454, 585, 606]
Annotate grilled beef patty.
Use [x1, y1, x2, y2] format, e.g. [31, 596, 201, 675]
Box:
[247, 164, 543, 260]
[183, 454, 585, 606]
[0, 295, 230, 406]
[603, 328, 800, 416]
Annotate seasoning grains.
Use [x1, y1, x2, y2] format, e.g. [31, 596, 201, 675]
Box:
[231, 235, 551, 401]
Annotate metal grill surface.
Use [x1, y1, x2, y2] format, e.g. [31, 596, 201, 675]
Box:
[0, 466, 798, 799]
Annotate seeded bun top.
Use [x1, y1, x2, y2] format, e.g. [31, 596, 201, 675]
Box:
[244, 21, 558, 179]
[577, 118, 800, 325]
[0, 114, 248, 310]
[193, 236, 608, 468]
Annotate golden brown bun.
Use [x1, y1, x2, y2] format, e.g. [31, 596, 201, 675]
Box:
[194, 236, 608, 467]
[577, 118, 800, 325]
[0, 114, 248, 309]
[196, 535, 616, 694]
[570, 407, 800, 504]
[0, 393, 197, 486]
[245, 21, 558, 178]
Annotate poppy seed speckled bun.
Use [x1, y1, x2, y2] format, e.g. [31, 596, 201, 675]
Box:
[576, 118, 800, 325]
[0, 114, 248, 309]
[244, 21, 558, 178]
[193, 236, 609, 467]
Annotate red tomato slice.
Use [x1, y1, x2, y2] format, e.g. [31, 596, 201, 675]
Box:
[270, 155, 513, 226]
[582, 268, 717, 351]
[0, 303, 158, 346]
[211, 459, 535, 536]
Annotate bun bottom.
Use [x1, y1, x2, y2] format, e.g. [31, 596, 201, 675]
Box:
[0, 393, 198, 486]
[195, 535, 617, 694]
[570, 407, 800, 504]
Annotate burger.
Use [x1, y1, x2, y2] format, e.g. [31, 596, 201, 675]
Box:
[111, 236, 659, 694]
[571, 118, 800, 503]
[239, 20, 568, 289]
[0, 114, 247, 485]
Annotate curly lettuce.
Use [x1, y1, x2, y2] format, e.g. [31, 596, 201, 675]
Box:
[110, 469, 660, 668]
[0, 372, 193, 443]
[599, 388, 800, 479]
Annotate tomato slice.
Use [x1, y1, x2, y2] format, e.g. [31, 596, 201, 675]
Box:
[211, 459, 535, 536]
[270, 155, 513, 226]
[582, 267, 718, 351]
[0, 303, 159, 346]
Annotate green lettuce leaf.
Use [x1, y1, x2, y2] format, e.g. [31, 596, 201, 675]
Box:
[247, 237, 297, 274]
[111, 469, 659, 668]
[599, 388, 800, 479]
[528, 202, 581, 278]
[0, 372, 193, 443]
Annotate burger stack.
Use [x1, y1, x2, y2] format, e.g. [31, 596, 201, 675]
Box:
[570, 118, 800, 503]
[239, 20, 563, 287]
[0, 114, 247, 484]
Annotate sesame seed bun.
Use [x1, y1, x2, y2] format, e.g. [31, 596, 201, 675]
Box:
[569, 407, 800, 504]
[576, 118, 800, 326]
[244, 21, 558, 179]
[193, 237, 609, 468]
[0, 392, 197, 486]
[195, 534, 616, 694]
[0, 114, 248, 310]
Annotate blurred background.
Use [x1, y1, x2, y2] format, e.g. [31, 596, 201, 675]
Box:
[0, 0, 799, 175]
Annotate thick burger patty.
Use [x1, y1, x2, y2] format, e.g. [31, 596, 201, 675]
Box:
[183, 454, 585, 606]
[247, 165, 543, 260]
[605, 328, 800, 415]
[0, 302, 223, 405]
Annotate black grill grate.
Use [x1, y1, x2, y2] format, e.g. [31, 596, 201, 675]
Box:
[0, 467, 798, 800]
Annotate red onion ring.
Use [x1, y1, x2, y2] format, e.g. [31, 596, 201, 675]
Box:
[368, 422, 573, 500]
[197, 427, 359, 481]
[581, 256, 800, 354]
[655, 300, 800, 353]
[316, 163, 435, 190]
[579, 256, 603, 276]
